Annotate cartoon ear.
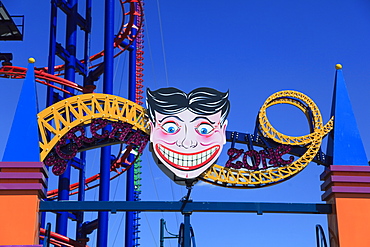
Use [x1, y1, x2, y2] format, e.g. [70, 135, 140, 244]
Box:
[149, 121, 154, 142]
[222, 120, 228, 144]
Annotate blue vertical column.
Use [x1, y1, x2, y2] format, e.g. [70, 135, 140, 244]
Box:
[125, 5, 137, 246]
[56, 0, 77, 236]
[77, 0, 91, 241]
[64, 0, 77, 96]
[47, 0, 57, 106]
[41, 1, 58, 239]
[97, 0, 114, 246]
[76, 152, 86, 240]
[160, 219, 165, 247]
[55, 164, 71, 236]
[183, 214, 191, 247]
[83, 0, 91, 81]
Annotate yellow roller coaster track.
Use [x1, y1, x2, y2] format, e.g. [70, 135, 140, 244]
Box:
[200, 90, 334, 188]
[38, 93, 150, 161]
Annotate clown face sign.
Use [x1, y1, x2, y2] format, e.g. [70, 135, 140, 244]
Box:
[146, 87, 230, 184]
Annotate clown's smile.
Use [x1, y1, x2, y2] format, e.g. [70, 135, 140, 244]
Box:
[155, 144, 220, 170]
[150, 109, 228, 179]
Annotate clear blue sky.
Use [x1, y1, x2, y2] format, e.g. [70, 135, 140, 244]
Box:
[1, 0, 370, 246]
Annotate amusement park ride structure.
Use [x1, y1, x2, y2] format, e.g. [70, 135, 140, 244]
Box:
[1, 1, 370, 247]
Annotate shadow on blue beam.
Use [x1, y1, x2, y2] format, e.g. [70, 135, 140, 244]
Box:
[40, 201, 332, 215]
[326, 64, 368, 166]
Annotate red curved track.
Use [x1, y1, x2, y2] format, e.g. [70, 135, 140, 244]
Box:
[0, 0, 144, 97]
[0, 2, 144, 244]
[0, 66, 85, 95]
[40, 228, 89, 247]
[135, 2, 144, 105]
[49, 0, 143, 74]
[0, 1, 144, 197]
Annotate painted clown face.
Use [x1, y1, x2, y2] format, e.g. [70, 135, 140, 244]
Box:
[150, 109, 228, 179]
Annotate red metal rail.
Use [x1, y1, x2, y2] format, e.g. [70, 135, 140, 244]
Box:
[40, 228, 89, 247]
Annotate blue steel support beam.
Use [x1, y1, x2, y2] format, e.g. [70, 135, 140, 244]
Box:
[47, 0, 57, 106]
[78, 4, 91, 238]
[63, 0, 77, 96]
[41, 2, 57, 241]
[98, 146, 111, 246]
[183, 214, 191, 247]
[55, 0, 88, 30]
[125, 3, 138, 247]
[76, 151, 86, 240]
[56, 0, 77, 237]
[160, 219, 165, 247]
[85, 42, 134, 85]
[83, 0, 92, 87]
[55, 43, 87, 75]
[97, 0, 114, 246]
[55, 164, 71, 236]
[40, 201, 332, 214]
[86, 63, 104, 85]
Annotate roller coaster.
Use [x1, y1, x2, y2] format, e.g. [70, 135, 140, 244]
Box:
[0, 0, 146, 246]
[1, 1, 370, 247]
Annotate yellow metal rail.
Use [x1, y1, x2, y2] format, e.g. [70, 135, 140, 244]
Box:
[201, 90, 333, 188]
[38, 93, 149, 161]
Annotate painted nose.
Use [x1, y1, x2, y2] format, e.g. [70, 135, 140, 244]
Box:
[176, 128, 197, 149]
[178, 138, 197, 149]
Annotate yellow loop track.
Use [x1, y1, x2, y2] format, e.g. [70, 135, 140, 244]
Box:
[200, 90, 333, 188]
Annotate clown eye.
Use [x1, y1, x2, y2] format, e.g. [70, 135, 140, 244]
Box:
[196, 123, 214, 135]
[162, 122, 180, 134]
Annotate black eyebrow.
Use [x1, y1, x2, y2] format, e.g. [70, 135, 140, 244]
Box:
[190, 116, 215, 124]
[158, 115, 184, 123]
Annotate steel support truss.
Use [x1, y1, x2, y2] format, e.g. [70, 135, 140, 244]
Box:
[40, 201, 332, 215]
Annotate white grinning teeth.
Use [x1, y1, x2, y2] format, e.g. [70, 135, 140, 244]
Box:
[201, 154, 206, 163]
[159, 145, 218, 168]
[173, 153, 179, 166]
[196, 153, 201, 163]
[205, 150, 210, 159]
[183, 156, 188, 167]
[169, 153, 174, 163]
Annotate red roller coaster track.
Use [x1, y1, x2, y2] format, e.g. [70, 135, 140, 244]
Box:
[135, 2, 144, 105]
[0, 0, 144, 98]
[40, 228, 89, 247]
[0, 2, 145, 245]
[0, 0, 144, 219]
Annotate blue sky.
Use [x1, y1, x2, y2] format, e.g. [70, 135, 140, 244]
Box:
[1, 0, 370, 246]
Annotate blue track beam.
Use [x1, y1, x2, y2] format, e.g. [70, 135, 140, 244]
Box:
[40, 201, 332, 214]
[97, 0, 114, 246]
[183, 214, 191, 247]
[125, 4, 138, 246]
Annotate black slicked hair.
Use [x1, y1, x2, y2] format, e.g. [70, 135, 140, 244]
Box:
[146, 87, 230, 126]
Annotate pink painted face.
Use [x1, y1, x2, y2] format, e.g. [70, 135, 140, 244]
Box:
[150, 110, 228, 179]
